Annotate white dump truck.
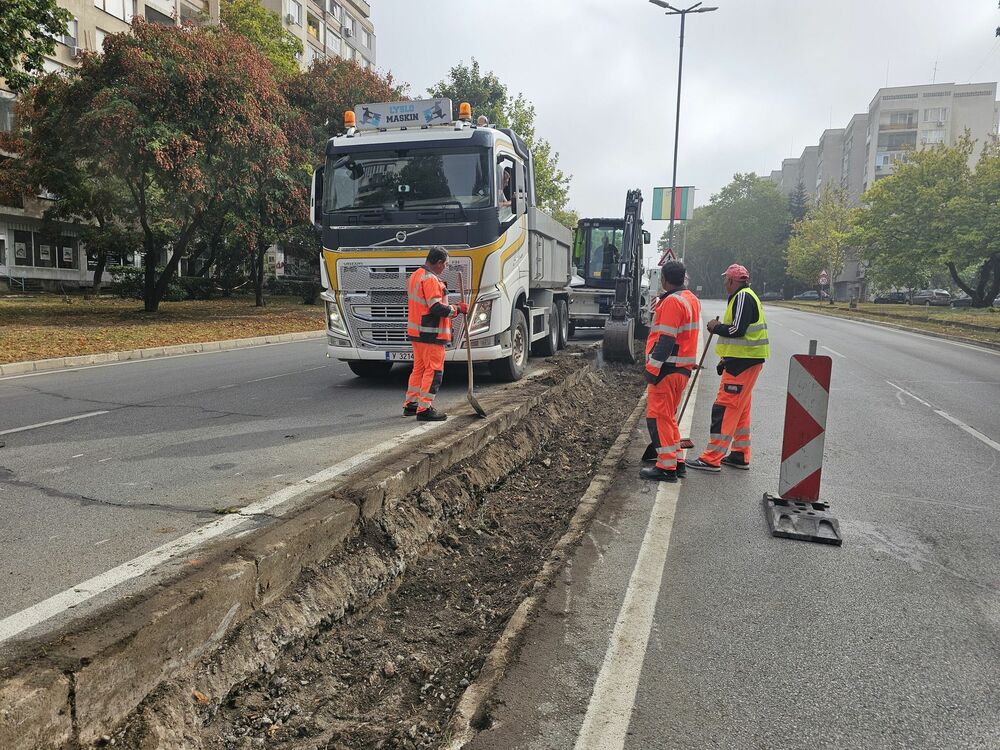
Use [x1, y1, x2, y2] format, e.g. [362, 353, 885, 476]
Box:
[311, 98, 573, 381]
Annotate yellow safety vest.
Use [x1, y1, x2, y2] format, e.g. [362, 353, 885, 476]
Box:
[715, 287, 770, 359]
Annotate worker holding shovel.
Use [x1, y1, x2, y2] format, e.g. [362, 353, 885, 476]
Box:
[639, 261, 702, 483]
[403, 247, 467, 421]
[686, 263, 770, 472]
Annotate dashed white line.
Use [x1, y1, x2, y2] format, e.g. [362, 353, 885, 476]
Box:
[94, 538, 111, 547]
[246, 365, 328, 384]
[0, 420, 443, 644]
[789, 328, 805, 337]
[821, 345, 847, 359]
[0, 410, 110, 437]
[886, 380, 1000, 453]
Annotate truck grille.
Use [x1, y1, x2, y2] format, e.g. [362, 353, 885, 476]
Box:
[337, 256, 471, 350]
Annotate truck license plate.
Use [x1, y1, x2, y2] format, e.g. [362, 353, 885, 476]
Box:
[386, 351, 413, 361]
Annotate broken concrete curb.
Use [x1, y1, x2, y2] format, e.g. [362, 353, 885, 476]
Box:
[444, 393, 649, 749]
[0, 330, 325, 377]
[0, 355, 602, 749]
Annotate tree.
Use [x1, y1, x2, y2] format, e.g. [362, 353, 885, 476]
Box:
[788, 181, 809, 221]
[0, 0, 70, 94]
[854, 136, 1000, 306]
[14, 21, 302, 312]
[786, 184, 852, 290]
[428, 59, 573, 219]
[218, 0, 302, 78]
[287, 56, 406, 160]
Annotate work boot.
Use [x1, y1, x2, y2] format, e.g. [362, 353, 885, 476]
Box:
[403, 402, 418, 417]
[676, 462, 686, 478]
[685, 457, 720, 473]
[416, 407, 447, 422]
[639, 466, 677, 482]
[721, 452, 750, 470]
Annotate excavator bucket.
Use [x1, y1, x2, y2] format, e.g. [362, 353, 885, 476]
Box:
[602, 317, 638, 363]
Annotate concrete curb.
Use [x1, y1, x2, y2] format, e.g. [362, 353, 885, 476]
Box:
[445, 392, 649, 749]
[0, 355, 602, 749]
[0, 329, 326, 377]
[775, 304, 1000, 352]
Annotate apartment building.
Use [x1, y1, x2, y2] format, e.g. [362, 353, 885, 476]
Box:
[268, 0, 376, 69]
[1, 1, 376, 291]
[840, 113, 868, 206]
[815, 128, 845, 192]
[863, 82, 999, 192]
[778, 157, 800, 197]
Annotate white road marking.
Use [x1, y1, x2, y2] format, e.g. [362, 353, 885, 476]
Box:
[821, 345, 846, 359]
[0, 410, 110, 437]
[779, 308, 1000, 357]
[574, 337, 700, 750]
[246, 365, 327, 384]
[98, 457, 113, 463]
[216, 384, 237, 390]
[71, 453, 84, 459]
[789, 328, 805, 337]
[886, 381, 1000, 454]
[0, 421, 442, 644]
[94, 538, 110, 547]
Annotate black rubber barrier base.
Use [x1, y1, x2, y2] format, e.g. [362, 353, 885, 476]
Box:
[762, 493, 843, 546]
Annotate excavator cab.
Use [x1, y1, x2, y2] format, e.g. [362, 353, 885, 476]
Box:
[573, 223, 626, 290]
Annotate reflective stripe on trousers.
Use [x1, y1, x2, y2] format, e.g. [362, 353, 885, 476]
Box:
[406, 342, 446, 412]
[646, 372, 687, 472]
[698, 364, 763, 465]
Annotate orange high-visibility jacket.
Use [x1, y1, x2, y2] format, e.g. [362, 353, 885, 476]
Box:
[407, 267, 456, 344]
[645, 289, 699, 382]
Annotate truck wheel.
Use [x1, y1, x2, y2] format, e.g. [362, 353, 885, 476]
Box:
[490, 309, 528, 382]
[556, 300, 569, 349]
[347, 360, 394, 378]
[532, 303, 559, 357]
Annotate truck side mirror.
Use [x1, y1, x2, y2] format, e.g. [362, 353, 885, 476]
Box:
[642, 230, 651, 245]
[311, 166, 325, 227]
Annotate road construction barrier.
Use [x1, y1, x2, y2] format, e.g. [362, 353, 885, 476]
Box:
[763, 340, 842, 545]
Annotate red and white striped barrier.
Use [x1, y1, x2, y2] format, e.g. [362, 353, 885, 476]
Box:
[778, 348, 832, 501]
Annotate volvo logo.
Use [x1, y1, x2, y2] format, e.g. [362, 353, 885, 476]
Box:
[395, 231, 407, 243]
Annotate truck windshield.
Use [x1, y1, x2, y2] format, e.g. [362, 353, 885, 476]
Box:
[324, 147, 493, 212]
[575, 225, 624, 281]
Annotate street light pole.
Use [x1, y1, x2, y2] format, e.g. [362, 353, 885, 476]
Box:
[649, 1, 718, 264]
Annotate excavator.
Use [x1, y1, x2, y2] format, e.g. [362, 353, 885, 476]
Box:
[568, 189, 651, 362]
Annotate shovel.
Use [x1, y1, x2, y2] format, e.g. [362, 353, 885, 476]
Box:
[458, 272, 487, 418]
[642, 318, 718, 460]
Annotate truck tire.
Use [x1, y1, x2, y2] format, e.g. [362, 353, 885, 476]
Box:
[347, 360, 394, 378]
[532, 303, 558, 357]
[490, 309, 528, 382]
[556, 300, 569, 349]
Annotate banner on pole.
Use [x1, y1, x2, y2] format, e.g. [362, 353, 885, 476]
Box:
[651, 186, 694, 221]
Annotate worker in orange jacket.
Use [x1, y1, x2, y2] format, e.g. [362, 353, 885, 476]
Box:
[641, 261, 701, 482]
[403, 247, 467, 421]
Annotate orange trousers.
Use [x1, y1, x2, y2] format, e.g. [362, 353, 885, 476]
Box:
[646, 373, 689, 471]
[699, 363, 762, 466]
[404, 342, 446, 412]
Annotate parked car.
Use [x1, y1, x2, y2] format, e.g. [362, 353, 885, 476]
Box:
[793, 290, 822, 300]
[950, 293, 973, 308]
[910, 289, 951, 306]
[760, 291, 783, 301]
[994, 295, 1000, 308]
[873, 291, 907, 304]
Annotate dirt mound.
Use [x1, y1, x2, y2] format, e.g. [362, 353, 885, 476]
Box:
[116, 362, 643, 750]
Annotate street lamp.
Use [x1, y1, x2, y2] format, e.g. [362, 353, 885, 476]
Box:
[649, 1, 718, 264]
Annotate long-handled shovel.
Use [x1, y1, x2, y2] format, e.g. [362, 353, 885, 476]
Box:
[642, 318, 718, 460]
[458, 272, 487, 418]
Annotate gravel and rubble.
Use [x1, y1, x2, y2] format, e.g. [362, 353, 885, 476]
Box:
[112, 356, 643, 750]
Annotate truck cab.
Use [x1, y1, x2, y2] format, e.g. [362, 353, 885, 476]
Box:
[312, 99, 572, 381]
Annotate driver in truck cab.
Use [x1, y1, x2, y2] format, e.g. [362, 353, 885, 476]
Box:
[403, 246, 468, 421]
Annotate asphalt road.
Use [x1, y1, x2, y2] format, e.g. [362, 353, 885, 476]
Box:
[468, 302, 1000, 750]
[0, 338, 559, 642]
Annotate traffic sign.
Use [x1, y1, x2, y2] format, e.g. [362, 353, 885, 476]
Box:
[818, 269, 829, 286]
[659, 247, 676, 265]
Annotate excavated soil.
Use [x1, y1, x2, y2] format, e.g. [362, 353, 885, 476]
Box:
[119, 357, 643, 750]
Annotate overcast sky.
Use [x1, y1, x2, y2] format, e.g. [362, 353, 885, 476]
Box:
[371, 0, 1000, 241]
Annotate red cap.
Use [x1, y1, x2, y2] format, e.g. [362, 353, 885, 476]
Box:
[722, 263, 750, 281]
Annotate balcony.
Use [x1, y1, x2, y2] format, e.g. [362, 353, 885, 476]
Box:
[879, 122, 917, 131]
